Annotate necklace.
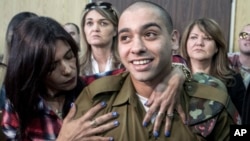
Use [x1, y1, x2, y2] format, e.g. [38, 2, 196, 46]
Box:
[49, 103, 63, 119]
[55, 109, 63, 119]
[44, 95, 65, 119]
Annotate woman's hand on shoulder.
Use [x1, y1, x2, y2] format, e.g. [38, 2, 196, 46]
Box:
[143, 66, 187, 137]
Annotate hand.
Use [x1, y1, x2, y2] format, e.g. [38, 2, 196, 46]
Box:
[142, 66, 186, 137]
[57, 102, 119, 141]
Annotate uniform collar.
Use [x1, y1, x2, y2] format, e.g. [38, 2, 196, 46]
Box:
[112, 74, 135, 106]
[86, 72, 138, 106]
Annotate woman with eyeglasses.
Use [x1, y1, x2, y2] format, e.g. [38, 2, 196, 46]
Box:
[180, 18, 246, 116]
[228, 24, 250, 89]
[228, 24, 250, 124]
[1, 16, 119, 141]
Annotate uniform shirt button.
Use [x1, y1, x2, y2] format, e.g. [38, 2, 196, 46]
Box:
[186, 85, 193, 91]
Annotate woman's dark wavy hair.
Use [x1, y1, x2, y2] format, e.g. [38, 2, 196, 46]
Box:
[6, 12, 38, 51]
[5, 16, 79, 135]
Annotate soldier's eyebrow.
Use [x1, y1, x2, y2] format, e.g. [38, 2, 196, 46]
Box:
[141, 22, 162, 31]
[118, 28, 130, 35]
[118, 22, 162, 35]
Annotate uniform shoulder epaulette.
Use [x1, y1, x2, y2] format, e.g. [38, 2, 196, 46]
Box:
[86, 72, 129, 98]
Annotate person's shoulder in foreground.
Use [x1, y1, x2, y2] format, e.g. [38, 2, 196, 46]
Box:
[74, 1, 239, 140]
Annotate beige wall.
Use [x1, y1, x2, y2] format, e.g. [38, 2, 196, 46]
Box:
[0, 0, 89, 60]
[0, 0, 250, 57]
[233, 0, 250, 52]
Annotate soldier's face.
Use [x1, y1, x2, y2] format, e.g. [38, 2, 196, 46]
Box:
[118, 7, 173, 83]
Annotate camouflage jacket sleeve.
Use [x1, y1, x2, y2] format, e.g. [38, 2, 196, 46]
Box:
[185, 73, 240, 140]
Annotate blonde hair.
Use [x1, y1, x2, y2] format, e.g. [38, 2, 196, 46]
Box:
[79, 1, 121, 75]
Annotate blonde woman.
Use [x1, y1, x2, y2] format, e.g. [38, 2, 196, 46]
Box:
[80, 1, 122, 76]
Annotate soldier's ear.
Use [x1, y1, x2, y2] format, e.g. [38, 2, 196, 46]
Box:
[171, 30, 180, 51]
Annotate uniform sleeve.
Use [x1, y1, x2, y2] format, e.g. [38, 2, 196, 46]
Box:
[188, 73, 238, 140]
[208, 109, 233, 141]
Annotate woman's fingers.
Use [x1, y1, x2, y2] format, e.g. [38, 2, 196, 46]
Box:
[58, 102, 119, 141]
[63, 103, 76, 123]
[164, 112, 174, 137]
[91, 112, 119, 127]
[88, 119, 119, 135]
[81, 101, 107, 121]
[176, 101, 186, 124]
[142, 91, 157, 127]
[77, 111, 119, 138]
[80, 136, 114, 141]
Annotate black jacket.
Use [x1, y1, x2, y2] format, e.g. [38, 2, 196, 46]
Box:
[242, 81, 250, 124]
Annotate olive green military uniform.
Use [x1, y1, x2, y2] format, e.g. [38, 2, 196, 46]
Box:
[75, 72, 240, 141]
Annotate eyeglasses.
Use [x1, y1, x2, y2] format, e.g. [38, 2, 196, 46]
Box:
[239, 32, 250, 40]
[85, 2, 112, 11]
[84, 2, 118, 18]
